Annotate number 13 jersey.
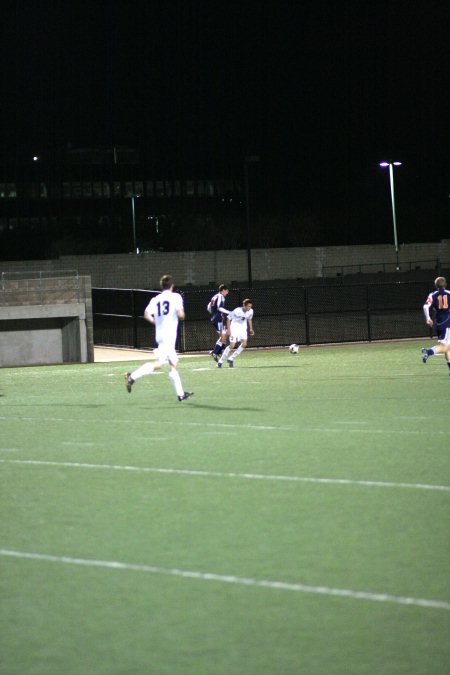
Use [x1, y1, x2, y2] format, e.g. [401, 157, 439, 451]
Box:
[146, 290, 184, 346]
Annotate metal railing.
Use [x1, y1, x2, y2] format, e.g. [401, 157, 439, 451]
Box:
[322, 259, 446, 278]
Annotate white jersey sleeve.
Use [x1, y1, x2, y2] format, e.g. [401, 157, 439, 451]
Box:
[423, 293, 433, 320]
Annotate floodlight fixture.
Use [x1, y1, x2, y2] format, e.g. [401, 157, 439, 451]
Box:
[379, 161, 402, 269]
[131, 194, 141, 254]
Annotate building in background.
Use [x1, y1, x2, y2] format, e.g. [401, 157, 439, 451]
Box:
[0, 147, 244, 260]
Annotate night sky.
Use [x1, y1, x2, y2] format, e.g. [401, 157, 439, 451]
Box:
[2, 0, 448, 245]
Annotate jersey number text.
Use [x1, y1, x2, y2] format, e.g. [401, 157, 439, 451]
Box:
[156, 300, 170, 316]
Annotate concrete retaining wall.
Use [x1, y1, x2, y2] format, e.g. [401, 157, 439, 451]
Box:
[0, 275, 94, 366]
[1, 241, 448, 290]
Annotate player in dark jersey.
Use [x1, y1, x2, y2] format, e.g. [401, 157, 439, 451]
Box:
[421, 276, 450, 375]
[207, 284, 230, 361]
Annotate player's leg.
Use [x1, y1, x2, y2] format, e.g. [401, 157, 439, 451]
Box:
[422, 324, 450, 369]
[226, 326, 247, 366]
[422, 324, 449, 362]
[228, 339, 247, 363]
[218, 331, 228, 353]
[444, 332, 450, 374]
[210, 335, 224, 360]
[421, 343, 446, 362]
[165, 346, 193, 400]
[218, 328, 229, 356]
[211, 320, 227, 358]
[209, 318, 221, 359]
[125, 360, 162, 392]
[168, 366, 184, 398]
[218, 341, 234, 367]
[168, 365, 194, 401]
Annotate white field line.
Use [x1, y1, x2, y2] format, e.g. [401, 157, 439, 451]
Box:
[61, 442, 96, 447]
[199, 431, 238, 435]
[395, 416, 429, 420]
[1, 459, 449, 493]
[0, 549, 448, 611]
[335, 421, 367, 425]
[133, 437, 169, 442]
[0, 415, 449, 436]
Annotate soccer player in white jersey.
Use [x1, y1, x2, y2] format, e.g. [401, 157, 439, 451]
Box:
[217, 299, 254, 368]
[125, 274, 193, 401]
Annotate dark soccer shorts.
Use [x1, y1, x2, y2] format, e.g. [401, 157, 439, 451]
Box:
[211, 316, 225, 332]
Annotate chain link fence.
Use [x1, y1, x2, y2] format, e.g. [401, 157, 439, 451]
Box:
[92, 276, 448, 351]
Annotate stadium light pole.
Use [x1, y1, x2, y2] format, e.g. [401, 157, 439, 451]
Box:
[379, 161, 402, 270]
[131, 194, 141, 254]
[244, 155, 260, 288]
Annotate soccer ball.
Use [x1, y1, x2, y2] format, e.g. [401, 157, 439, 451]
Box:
[289, 344, 299, 354]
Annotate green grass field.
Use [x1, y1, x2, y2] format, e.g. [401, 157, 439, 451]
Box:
[1, 342, 449, 674]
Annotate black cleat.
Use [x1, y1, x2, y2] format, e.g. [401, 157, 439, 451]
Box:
[227, 359, 234, 368]
[421, 348, 429, 364]
[209, 351, 219, 362]
[178, 391, 194, 401]
[125, 372, 134, 393]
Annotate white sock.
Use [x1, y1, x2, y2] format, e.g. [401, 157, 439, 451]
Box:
[230, 345, 244, 360]
[169, 369, 184, 397]
[219, 346, 231, 362]
[131, 362, 155, 380]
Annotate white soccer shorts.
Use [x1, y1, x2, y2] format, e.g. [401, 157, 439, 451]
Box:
[229, 324, 248, 343]
[438, 327, 450, 345]
[154, 343, 179, 365]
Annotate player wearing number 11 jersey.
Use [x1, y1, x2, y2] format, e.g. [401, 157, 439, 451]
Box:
[125, 274, 193, 400]
[421, 276, 450, 375]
